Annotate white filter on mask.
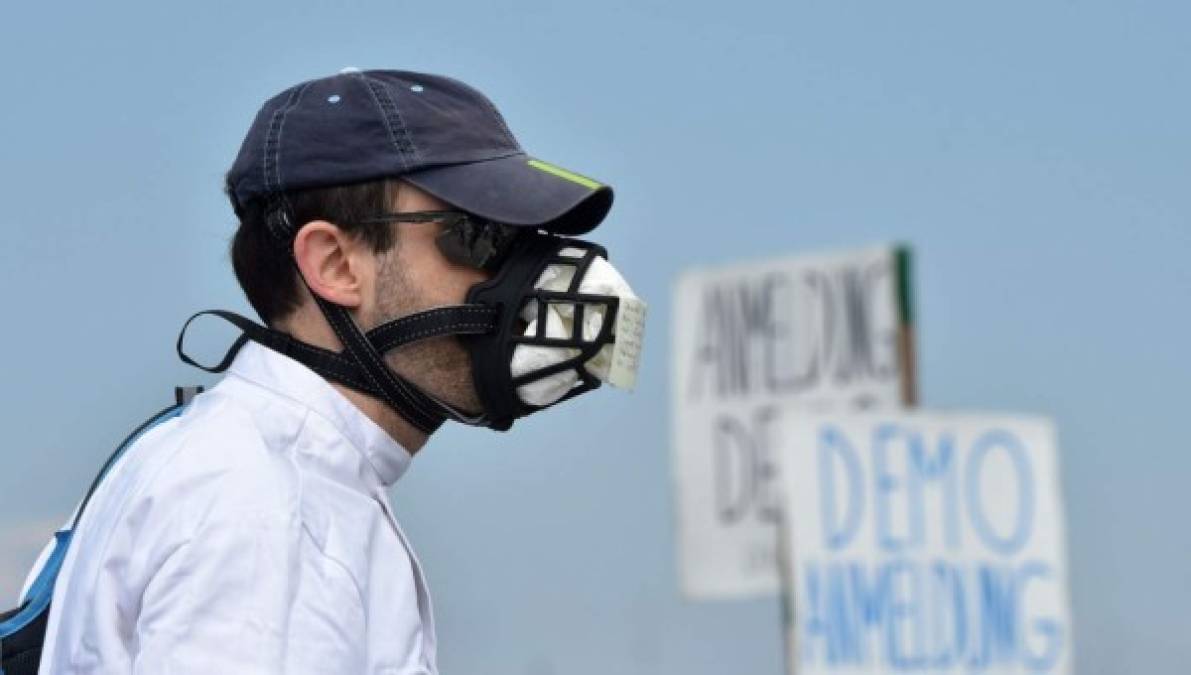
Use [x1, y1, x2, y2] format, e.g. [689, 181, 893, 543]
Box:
[511, 249, 646, 406]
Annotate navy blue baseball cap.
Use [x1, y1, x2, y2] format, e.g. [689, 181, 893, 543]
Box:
[227, 69, 613, 235]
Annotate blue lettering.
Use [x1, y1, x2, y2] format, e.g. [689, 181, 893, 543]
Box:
[927, 562, 966, 668]
[1019, 561, 1064, 670]
[909, 431, 961, 550]
[884, 561, 927, 670]
[825, 564, 862, 664]
[971, 564, 1017, 667]
[966, 430, 1036, 555]
[818, 425, 864, 550]
[848, 562, 888, 629]
[873, 424, 915, 552]
[800, 562, 827, 665]
[798, 559, 1064, 671]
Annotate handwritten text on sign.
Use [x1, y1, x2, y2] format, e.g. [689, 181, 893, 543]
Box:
[672, 246, 912, 599]
[779, 413, 1071, 674]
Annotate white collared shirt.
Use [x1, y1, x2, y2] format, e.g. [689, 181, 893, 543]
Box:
[27, 342, 437, 674]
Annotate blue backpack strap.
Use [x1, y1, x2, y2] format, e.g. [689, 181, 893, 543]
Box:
[0, 530, 72, 671]
[1, 394, 198, 674]
[69, 403, 189, 531]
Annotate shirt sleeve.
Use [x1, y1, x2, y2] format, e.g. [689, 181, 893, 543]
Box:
[130, 506, 303, 675]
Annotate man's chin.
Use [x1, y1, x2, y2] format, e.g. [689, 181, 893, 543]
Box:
[382, 347, 486, 418]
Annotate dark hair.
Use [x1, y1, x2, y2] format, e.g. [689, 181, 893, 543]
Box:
[228, 178, 400, 324]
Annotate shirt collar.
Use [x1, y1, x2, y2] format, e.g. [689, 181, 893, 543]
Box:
[226, 341, 413, 486]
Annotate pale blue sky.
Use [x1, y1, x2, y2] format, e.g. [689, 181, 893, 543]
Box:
[1, 1, 1188, 673]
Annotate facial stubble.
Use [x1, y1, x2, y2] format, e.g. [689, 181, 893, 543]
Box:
[370, 250, 486, 415]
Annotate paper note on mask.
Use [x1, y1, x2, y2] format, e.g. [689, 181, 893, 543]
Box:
[607, 296, 646, 390]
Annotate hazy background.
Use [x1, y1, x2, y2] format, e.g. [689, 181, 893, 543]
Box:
[1, 1, 1187, 673]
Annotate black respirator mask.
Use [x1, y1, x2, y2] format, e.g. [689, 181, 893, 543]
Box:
[178, 208, 645, 433]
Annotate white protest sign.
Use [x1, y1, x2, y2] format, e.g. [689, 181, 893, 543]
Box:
[672, 245, 914, 599]
[778, 412, 1072, 675]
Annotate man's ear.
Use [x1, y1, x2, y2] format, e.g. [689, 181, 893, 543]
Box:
[292, 220, 365, 308]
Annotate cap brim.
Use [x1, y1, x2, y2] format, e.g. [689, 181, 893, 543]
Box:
[402, 153, 613, 236]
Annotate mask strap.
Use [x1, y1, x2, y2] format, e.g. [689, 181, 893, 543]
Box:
[367, 305, 498, 352]
[176, 305, 500, 433]
[307, 293, 448, 433]
[177, 309, 386, 399]
[360, 305, 499, 428]
[319, 297, 495, 428]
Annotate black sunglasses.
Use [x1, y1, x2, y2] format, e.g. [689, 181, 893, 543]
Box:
[349, 210, 524, 272]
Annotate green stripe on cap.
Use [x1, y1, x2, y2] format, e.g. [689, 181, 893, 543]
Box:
[527, 159, 602, 190]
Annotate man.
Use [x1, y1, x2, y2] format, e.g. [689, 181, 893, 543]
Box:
[27, 68, 633, 673]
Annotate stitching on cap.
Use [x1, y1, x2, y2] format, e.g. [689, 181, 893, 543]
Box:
[480, 96, 518, 148]
[262, 91, 296, 193]
[272, 82, 313, 193]
[440, 74, 519, 149]
[359, 74, 421, 167]
[358, 75, 408, 170]
[262, 82, 313, 193]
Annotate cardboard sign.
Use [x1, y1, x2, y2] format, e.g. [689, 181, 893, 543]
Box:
[672, 246, 915, 599]
[778, 412, 1072, 674]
